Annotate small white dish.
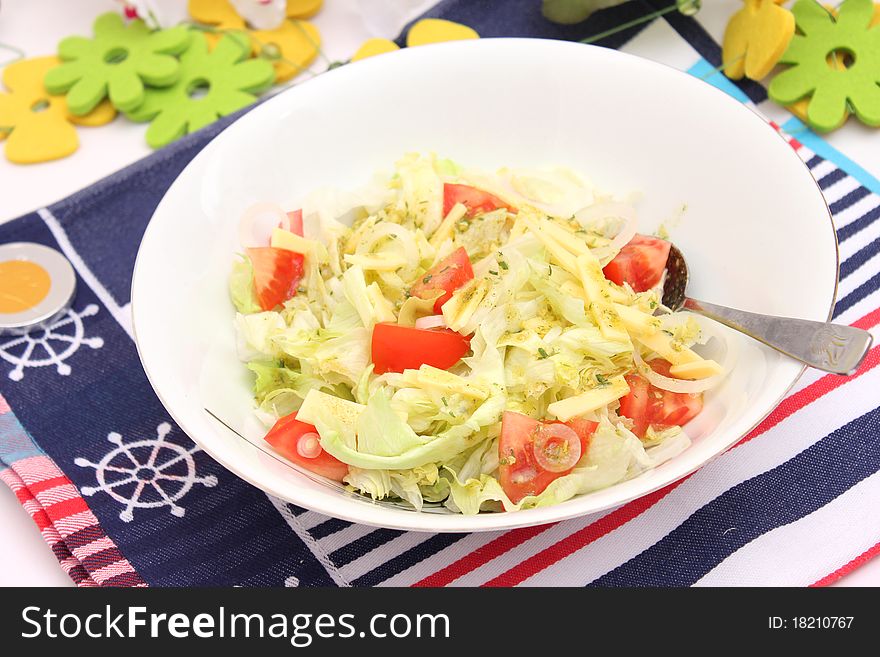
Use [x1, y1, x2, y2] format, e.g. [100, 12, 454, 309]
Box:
[132, 39, 837, 532]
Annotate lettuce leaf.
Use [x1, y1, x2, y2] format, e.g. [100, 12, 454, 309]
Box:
[296, 389, 365, 451]
[446, 474, 511, 515]
[247, 360, 301, 401]
[313, 328, 372, 388]
[356, 388, 429, 457]
[229, 256, 261, 315]
[234, 311, 286, 360]
[529, 263, 588, 326]
[344, 464, 442, 511]
[320, 393, 504, 470]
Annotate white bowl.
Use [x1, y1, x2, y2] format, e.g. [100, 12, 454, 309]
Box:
[132, 39, 837, 532]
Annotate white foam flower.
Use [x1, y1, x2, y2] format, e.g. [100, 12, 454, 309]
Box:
[123, 1, 189, 29]
[230, 0, 287, 29]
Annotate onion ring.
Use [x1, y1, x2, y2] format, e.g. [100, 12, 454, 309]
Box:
[239, 202, 290, 248]
[414, 314, 448, 330]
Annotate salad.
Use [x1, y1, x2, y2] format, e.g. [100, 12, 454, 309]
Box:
[229, 154, 731, 514]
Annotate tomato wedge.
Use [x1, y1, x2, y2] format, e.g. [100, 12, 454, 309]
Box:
[287, 209, 304, 237]
[264, 412, 349, 481]
[498, 411, 598, 504]
[409, 247, 475, 314]
[371, 323, 471, 374]
[602, 234, 671, 292]
[246, 246, 304, 311]
[443, 183, 513, 217]
[618, 359, 703, 438]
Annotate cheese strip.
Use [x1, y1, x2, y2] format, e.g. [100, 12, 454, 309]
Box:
[548, 375, 630, 421]
[441, 278, 489, 332]
[400, 366, 490, 401]
[343, 253, 407, 271]
[524, 216, 579, 275]
[535, 217, 589, 256]
[605, 284, 631, 304]
[635, 331, 702, 366]
[271, 227, 327, 261]
[669, 359, 725, 380]
[576, 252, 629, 342]
[367, 282, 396, 323]
[613, 303, 662, 336]
[429, 202, 467, 248]
[613, 302, 726, 377]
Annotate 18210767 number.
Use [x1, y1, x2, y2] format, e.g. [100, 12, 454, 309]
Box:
[769, 617, 854, 629]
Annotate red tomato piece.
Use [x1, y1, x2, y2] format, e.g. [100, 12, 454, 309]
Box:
[602, 234, 672, 293]
[618, 359, 703, 438]
[409, 247, 475, 314]
[371, 323, 471, 374]
[264, 412, 349, 481]
[287, 209, 304, 237]
[442, 183, 513, 217]
[498, 411, 598, 504]
[247, 247, 305, 311]
[566, 417, 600, 444]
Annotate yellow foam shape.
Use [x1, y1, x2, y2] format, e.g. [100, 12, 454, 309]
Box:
[352, 38, 400, 62]
[0, 56, 116, 164]
[189, 0, 245, 36]
[188, 0, 251, 49]
[287, 0, 323, 19]
[190, 0, 319, 82]
[406, 19, 479, 47]
[69, 98, 116, 126]
[723, 0, 795, 80]
[252, 20, 321, 83]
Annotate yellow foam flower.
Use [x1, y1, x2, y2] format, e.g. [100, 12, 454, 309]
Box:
[352, 19, 479, 63]
[189, 0, 246, 36]
[188, 0, 320, 82]
[406, 19, 479, 47]
[723, 0, 795, 81]
[0, 56, 115, 164]
[351, 38, 400, 62]
[287, 0, 323, 20]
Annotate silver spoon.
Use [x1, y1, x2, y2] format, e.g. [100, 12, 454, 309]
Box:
[661, 244, 873, 375]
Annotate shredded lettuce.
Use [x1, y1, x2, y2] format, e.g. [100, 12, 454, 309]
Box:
[319, 393, 504, 471]
[232, 153, 722, 515]
[235, 312, 286, 360]
[229, 256, 261, 315]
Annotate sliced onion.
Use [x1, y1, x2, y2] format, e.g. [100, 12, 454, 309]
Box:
[575, 202, 638, 253]
[296, 432, 322, 459]
[632, 347, 717, 394]
[239, 202, 290, 248]
[414, 314, 447, 330]
[533, 424, 582, 472]
[632, 317, 737, 394]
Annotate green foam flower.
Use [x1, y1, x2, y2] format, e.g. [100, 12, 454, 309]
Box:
[768, 0, 880, 132]
[44, 12, 191, 116]
[126, 32, 275, 149]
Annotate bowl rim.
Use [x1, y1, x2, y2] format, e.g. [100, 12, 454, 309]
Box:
[131, 38, 840, 532]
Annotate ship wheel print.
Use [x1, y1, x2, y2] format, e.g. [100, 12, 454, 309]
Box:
[75, 423, 218, 522]
[0, 304, 103, 381]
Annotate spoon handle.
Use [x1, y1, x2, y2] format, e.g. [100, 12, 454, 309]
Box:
[683, 298, 873, 375]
